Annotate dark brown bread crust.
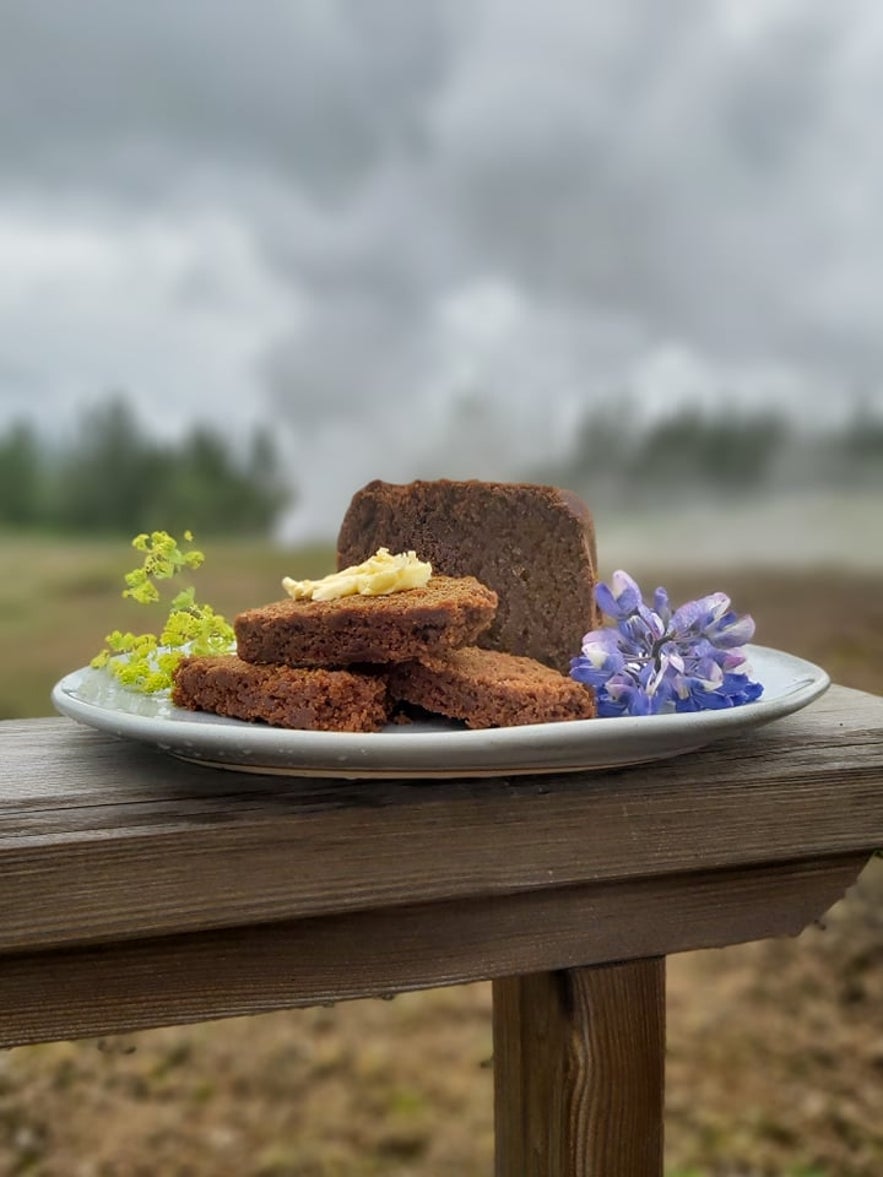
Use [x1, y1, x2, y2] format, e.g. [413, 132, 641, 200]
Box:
[337, 480, 598, 672]
[172, 655, 389, 732]
[386, 647, 596, 730]
[233, 575, 497, 668]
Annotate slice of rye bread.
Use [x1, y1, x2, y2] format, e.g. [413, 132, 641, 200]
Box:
[386, 647, 596, 730]
[172, 655, 390, 732]
[337, 480, 599, 673]
[234, 575, 497, 667]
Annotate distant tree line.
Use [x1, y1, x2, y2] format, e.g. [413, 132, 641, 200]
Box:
[0, 398, 290, 536]
[540, 401, 883, 503]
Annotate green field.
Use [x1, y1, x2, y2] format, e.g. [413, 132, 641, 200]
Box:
[2, 535, 882, 1175]
[3, 531, 883, 719]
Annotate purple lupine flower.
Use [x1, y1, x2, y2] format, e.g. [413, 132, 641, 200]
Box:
[570, 571, 763, 717]
[594, 570, 643, 621]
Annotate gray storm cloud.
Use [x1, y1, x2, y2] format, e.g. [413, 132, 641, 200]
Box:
[1, 0, 881, 535]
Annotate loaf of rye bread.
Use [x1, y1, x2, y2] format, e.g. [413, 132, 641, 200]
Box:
[234, 574, 498, 667]
[386, 647, 596, 730]
[172, 655, 390, 732]
[337, 480, 598, 672]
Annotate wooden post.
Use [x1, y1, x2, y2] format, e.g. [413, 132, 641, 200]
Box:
[493, 958, 665, 1177]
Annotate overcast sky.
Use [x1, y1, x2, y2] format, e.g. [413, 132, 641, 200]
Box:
[1, 0, 882, 537]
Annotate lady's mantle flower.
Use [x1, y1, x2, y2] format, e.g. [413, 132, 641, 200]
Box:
[571, 570, 763, 718]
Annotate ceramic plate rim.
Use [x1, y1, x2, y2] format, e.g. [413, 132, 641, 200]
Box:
[50, 645, 830, 779]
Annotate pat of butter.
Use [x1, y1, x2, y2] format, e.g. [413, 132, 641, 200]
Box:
[282, 548, 432, 602]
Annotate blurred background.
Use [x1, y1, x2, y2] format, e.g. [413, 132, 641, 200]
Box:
[1, 0, 882, 559]
[1, 2, 881, 1175]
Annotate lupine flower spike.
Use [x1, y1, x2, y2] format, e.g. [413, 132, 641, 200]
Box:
[570, 570, 763, 717]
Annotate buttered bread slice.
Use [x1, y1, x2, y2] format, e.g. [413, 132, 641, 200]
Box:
[234, 574, 498, 668]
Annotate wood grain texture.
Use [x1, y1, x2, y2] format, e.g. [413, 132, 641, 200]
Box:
[0, 686, 881, 954]
[0, 854, 866, 1048]
[493, 959, 665, 1176]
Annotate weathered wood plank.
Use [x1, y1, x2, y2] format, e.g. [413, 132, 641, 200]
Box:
[493, 959, 665, 1176]
[5, 687, 882, 818]
[0, 854, 867, 1048]
[0, 688, 881, 953]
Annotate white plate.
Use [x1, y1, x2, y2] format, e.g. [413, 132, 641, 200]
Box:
[51, 645, 829, 780]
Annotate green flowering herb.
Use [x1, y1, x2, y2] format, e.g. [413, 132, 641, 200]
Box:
[91, 530, 235, 693]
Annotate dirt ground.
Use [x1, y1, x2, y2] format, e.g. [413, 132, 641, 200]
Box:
[1, 559, 881, 1176]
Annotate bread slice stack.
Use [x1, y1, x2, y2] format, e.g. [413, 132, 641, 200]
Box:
[173, 573, 497, 732]
[172, 480, 599, 732]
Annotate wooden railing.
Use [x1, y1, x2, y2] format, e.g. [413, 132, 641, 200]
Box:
[2, 684, 882, 1175]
